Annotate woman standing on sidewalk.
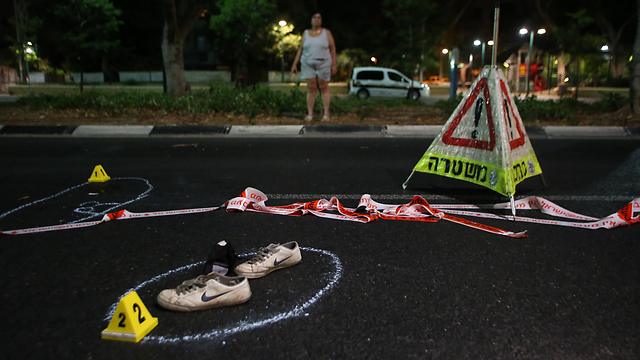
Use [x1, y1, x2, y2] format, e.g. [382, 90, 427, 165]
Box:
[291, 12, 337, 122]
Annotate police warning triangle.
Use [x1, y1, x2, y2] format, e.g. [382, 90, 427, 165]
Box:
[404, 66, 542, 199]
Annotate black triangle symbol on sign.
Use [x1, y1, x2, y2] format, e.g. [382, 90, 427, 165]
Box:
[442, 77, 496, 151]
[499, 79, 526, 150]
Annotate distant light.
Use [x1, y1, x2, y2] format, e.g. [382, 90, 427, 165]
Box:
[564, 77, 569, 83]
[278, 20, 287, 27]
[537, 29, 546, 35]
[469, 54, 474, 62]
[442, 49, 449, 54]
[519, 28, 528, 35]
[503, 62, 510, 68]
[371, 57, 377, 63]
[474, 40, 481, 46]
[601, 45, 609, 51]
[488, 40, 494, 46]
[402, 54, 405, 58]
[27, 41, 33, 45]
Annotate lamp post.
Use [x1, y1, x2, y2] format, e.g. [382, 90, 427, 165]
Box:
[440, 48, 448, 84]
[601, 45, 611, 84]
[25, 41, 32, 90]
[279, 20, 287, 83]
[520, 28, 545, 97]
[473, 39, 494, 68]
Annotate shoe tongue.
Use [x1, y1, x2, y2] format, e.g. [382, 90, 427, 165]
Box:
[205, 275, 221, 285]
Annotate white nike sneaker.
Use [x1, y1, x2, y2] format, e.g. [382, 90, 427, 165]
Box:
[157, 273, 251, 312]
[234, 241, 302, 279]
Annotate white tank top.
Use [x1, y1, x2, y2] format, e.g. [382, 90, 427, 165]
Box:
[302, 29, 331, 60]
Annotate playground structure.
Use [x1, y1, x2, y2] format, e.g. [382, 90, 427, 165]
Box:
[504, 42, 553, 93]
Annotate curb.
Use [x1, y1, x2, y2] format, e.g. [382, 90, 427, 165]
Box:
[0, 125, 639, 138]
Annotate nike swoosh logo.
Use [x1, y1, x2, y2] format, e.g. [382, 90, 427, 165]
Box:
[274, 255, 292, 266]
[201, 290, 232, 302]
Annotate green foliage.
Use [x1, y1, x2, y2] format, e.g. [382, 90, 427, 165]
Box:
[433, 93, 464, 116]
[336, 49, 370, 80]
[14, 86, 628, 121]
[209, 0, 277, 68]
[513, 96, 573, 121]
[5, 1, 43, 50]
[592, 92, 628, 112]
[434, 94, 579, 122]
[381, 0, 442, 76]
[14, 84, 312, 118]
[53, 0, 123, 69]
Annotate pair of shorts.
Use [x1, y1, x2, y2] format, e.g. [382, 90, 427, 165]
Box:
[300, 57, 332, 82]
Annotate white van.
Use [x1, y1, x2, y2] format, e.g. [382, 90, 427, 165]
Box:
[349, 67, 430, 100]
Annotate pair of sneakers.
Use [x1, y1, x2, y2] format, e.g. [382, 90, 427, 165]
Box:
[157, 241, 302, 312]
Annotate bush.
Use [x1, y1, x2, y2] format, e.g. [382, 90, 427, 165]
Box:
[433, 93, 464, 116]
[15, 85, 314, 118]
[514, 96, 573, 122]
[13, 85, 626, 121]
[593, 92, 627, 112]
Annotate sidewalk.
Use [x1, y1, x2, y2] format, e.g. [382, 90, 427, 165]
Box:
[1, 123, 638, 138]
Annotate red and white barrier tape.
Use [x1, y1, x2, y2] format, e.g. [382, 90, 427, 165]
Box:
[1, 187, 638, 238]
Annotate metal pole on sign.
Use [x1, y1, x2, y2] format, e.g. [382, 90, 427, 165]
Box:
[526, 31, 533, 97]
[491, 2, 500, 67]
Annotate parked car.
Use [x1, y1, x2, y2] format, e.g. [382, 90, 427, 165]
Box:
[349, 67, 430, 100]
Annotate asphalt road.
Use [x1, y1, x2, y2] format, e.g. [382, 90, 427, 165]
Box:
[0, 136, 638, 359]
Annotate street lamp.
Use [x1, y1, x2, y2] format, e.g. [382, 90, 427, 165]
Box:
[24, 41, 33, 90]
[440, 49, 448, 84]
[601, 45, 611, 84]
[520, 28, 546, 97]
[371, 57, 377, 64]
[473, 39, 494, 68]
[279, 20, 287, 82]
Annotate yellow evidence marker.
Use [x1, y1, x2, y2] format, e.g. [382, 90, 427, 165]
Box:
[102, 291, 158, 343]
[88, 165, 111, 183]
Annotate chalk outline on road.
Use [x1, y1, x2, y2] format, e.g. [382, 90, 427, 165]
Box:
[0, 177, 153, 227]
[104, 247, 343, 344]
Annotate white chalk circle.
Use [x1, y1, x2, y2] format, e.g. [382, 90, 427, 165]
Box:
[0, 177, 153, 227]
[104, 247, 342, 343]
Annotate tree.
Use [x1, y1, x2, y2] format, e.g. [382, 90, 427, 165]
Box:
[162, 0, 210, 99]
[54, 0, 122, 82]
[556, 10, 603, 88]
[209, 0, 277, 86]
[6, 0, 42, 81]
[535, 0, 635, 83]
[265, 22, 301, 74]
[590, 0, 635, 79]
[336, 48, 369, 80]
[383, 0, 441, 79]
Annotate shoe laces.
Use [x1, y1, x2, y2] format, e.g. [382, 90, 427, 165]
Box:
[247, 243, 279, 264]
[175, 274, 218, 295]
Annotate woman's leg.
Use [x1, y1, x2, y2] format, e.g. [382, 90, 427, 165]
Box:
[306, 77, 318, 118]
[318, 78, 330, 119]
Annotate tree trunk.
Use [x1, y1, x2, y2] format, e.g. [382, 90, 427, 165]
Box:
[557, 52, 566, 85]
[632, 0, 640, 114]
[162, 20, 190, 98]
[161, 0, 208, 99]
